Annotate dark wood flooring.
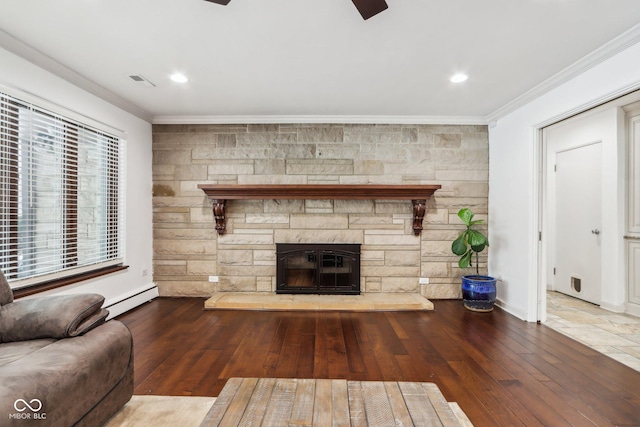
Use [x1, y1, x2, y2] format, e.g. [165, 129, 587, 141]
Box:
[117, 298, 640, 426]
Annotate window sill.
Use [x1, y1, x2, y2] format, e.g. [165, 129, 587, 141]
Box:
[12, 265, 129, 299]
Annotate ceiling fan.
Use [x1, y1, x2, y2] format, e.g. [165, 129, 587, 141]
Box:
[203, 0, 388, 20]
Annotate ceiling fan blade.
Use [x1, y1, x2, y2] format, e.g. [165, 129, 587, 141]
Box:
[351, 0, 388, 20]
[204, 0, 231, 5]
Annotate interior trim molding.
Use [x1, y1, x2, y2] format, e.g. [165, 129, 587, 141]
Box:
[151, 114, 488, 125]
[0, 29, 153, 123]
[532, 83, 640, 130]
[487, 23, 640, 122]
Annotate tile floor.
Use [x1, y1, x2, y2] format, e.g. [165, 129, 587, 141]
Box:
[544, 291, 640, 372]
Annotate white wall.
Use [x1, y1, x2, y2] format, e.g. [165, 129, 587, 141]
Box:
[0, 47, 158, 317]
[489, 39, 640, 321]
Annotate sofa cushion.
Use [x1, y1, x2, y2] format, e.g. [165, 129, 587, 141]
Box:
[0, 339, 56, 367]
[0, 320, 132, 426]
[0, 294, 108, 343]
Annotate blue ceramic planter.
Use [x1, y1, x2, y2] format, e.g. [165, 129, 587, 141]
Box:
[462, 275, 497, 312]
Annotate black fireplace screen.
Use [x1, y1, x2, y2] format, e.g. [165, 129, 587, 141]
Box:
[276, 243, 361, 295]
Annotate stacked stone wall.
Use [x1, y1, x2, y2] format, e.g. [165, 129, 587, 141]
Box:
[152, 124, 488, 298]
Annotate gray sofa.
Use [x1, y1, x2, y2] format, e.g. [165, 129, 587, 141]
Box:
[0, 271, 133, 426]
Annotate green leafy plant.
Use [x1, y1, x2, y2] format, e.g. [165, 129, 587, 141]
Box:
[451, 208, 489, 276]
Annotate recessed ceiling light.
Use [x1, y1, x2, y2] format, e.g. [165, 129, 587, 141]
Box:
[170, 73, 189, 83]
[450, 73, 468, 83]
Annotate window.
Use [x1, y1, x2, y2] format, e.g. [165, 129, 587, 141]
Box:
[0, 92, 124, 290]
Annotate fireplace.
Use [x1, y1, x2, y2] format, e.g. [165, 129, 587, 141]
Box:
[276, 243, 361, 295]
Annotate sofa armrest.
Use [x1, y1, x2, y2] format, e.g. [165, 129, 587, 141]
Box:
[0, 294, 108, 343]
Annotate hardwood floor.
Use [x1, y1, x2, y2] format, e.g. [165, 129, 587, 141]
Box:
[117, 298, 640, 426]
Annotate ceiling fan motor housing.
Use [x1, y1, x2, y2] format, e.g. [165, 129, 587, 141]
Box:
[203, 0, 388, 20]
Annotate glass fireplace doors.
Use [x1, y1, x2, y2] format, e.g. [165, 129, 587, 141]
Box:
[276, 244, 361, 295]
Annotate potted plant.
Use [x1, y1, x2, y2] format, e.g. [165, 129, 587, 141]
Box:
[451, 208, 497, 312]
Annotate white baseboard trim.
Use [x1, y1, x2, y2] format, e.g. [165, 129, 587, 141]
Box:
[495, 298, 529, 321]
[625, 302, 640, 318]
[104, 283, 159, 319]
[599, 301, 626, 313]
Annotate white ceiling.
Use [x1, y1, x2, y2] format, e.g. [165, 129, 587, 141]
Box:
[1, 0, 640, 124]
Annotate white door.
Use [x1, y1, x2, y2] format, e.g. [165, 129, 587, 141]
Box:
[554, 142, 602, 304]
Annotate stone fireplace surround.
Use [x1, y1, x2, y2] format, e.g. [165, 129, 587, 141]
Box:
[152, 123, 489, 302]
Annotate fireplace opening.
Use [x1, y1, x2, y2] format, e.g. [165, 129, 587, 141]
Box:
[276, 243, 361, 295]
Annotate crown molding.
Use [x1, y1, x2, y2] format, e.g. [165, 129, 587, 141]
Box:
[152, 114, 488, 125]
[0, 29, 153, 123]
[486, 23, 640, 123]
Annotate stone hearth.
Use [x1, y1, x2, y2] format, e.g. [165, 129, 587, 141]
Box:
[204, 292, 434, 311]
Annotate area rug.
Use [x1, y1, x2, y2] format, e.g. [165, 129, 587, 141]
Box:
[104, 393, 472, 426]
[104, 395, 216, 427]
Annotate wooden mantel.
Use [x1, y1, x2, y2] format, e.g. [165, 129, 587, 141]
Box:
[198, 184, 441, 236]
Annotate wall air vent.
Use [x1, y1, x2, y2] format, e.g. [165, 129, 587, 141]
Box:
[128, 74, 156, 87]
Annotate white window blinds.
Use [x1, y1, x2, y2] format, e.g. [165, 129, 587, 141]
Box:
[0, 92, 124, 289]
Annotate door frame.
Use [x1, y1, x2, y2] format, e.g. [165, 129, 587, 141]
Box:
[534, 89, 640, 322]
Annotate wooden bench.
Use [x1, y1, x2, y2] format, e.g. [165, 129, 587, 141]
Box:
[200, 378, 469, 426]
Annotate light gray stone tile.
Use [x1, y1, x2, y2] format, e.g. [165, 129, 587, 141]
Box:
[176, 165, 208, 180]
[218, 232, 274, 246]
[255, 159, 286, 175]
[401, 127, 418, 143]
[286, 159, 353, 175]
[239, 175, 305, 184]
[248, 124, 280, 133]
[207, 161, 254, 176]
[157, 280, 216, 297]
[336, 201, 375, 214]
[434, 133, 462, 148]
[264, 199, 305, 213]
[219, 276, 256, 292]
[245, 214, 290, 224]
[272, 144, 316, 158]
[218, 249, 253, 266]
[153, 164, 176, 180]
[154, 239, 216, 256]
[339, 175, 402, 185]
[353, 160, 384, 175]
[274, 229, 363, 243]
[154, 260, 187, 276]
[290, 214, 349, 229]
[316, 145, 361, 160]
[381, 277, 419, 292]
[344, 131, 402, 144]
[236, 132, 297, 145]
[185, 260, 216, 276]
[298, 126, 344, 143]
[385, 250, 420, 266]
[153, 149, 193, 165]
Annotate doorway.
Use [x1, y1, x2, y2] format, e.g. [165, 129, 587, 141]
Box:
[542, 107, 618, 310]
[540, 93, 639, 319]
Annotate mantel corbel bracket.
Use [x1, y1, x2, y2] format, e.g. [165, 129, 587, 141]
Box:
[411, 199, 427, 236]
[212, 199, 227, 234]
